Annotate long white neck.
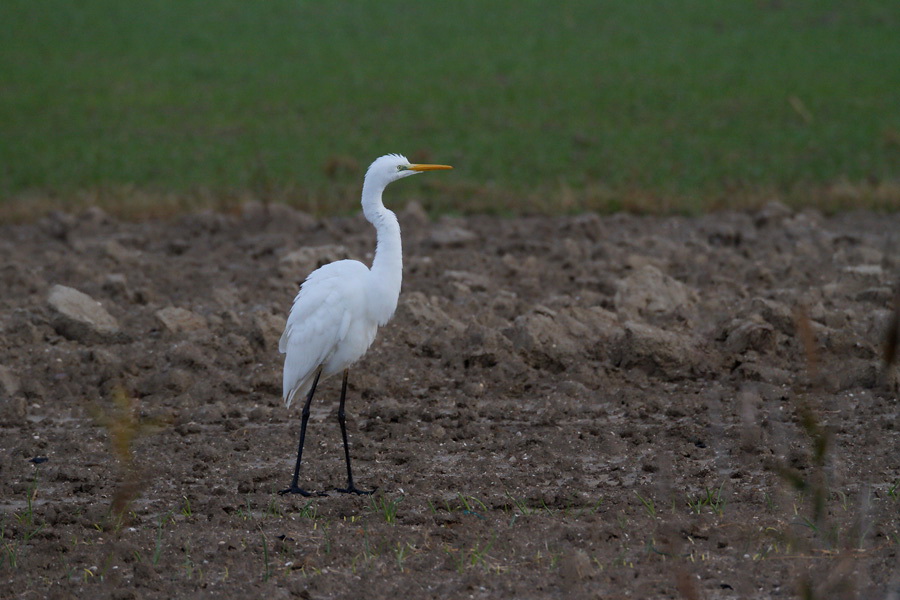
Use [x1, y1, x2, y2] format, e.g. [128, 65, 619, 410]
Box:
[361, 178, 403, 324]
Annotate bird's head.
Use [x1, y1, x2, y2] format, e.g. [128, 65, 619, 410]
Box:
[365, 154, 453, 189]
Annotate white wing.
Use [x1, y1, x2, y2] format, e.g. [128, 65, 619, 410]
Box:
[280, 260, 369, 408]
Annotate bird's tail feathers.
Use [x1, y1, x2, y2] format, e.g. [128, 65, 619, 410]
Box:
[284, 387, 299, 409]
[283, 370, 317, 409]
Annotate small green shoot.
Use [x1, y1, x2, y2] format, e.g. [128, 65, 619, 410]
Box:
[322, 524, 331, 555]
[296, 500, 317, 520]
[688, 483, 727, 516]
[182, 542, 194, 578]
[23, 473, 39, 527]
[468, 535, 496, 570]
[394, 541, 413, 571]
[505, 492, 532, 516]
[687, 495, 704, 515]
[261, 533, 271, 582]
[634, 491, 656, 518]
[585, 497, 604, 515]
[152, 512, 172, 565]
[370, 495, 402, 525]
[888, 480, 899, 501]
[362, 525, 374, 564]
[835, 490, 849, 512]
[2, 542, 18, 569]
[265, 496, 284, 519]
[458, 493, 488, 518]
[181, 496, 192, 518]
[445, 535, 497, 574]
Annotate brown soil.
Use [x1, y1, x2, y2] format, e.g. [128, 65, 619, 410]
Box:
[1, 203, 898, 599]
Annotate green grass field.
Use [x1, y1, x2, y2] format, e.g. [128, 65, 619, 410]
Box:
[1, 1, 898, 216]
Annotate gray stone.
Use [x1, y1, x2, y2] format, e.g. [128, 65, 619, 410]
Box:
[103, 240, 140, 263]
[426, 225, 477, 247]
[47, 284, 120, 342]
[444, 270, 492, 293]
[155, 307, 207, 334]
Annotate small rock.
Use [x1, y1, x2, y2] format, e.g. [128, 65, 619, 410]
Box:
[0, 365, 20, 398]
[155, 307, 207, 334]
[47, 284, 120, 342]
[751, 297, 794, 334]
[101, 274, 130, 300]
[615, 265, 698, 321]
[843, 264, 884, 278]
[445, 270, 492, 292]
[723, 318, 776, 354]
[426, 225, 476, 247]
[103, 240, 140, 263]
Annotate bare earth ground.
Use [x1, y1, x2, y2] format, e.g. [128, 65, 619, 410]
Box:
[1, 203, 898, 599]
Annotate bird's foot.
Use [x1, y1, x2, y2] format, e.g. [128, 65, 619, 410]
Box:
[278, 486, 326, 497]
[336, 484, 376, 496]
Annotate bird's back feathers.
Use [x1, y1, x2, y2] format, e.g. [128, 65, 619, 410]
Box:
[280, 260, 374, 407]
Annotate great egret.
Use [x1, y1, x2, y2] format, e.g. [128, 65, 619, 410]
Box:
[278, 154, 453, 496]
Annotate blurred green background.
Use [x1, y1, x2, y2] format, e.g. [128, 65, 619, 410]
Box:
[1, 0, 898, 216]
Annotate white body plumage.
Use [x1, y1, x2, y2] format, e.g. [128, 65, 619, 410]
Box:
[279, 154, 452, 408]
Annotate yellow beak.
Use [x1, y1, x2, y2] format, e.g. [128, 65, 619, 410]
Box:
[408, 163, 453, 172]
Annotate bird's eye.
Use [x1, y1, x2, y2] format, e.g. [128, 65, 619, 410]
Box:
[396, 165, 407, 171]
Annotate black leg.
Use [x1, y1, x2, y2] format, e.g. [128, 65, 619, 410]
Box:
[280, 368, 326, 496]
[336, 369, 374, 495]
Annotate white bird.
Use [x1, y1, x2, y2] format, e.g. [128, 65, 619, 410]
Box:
[278, 154, 453, 496]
